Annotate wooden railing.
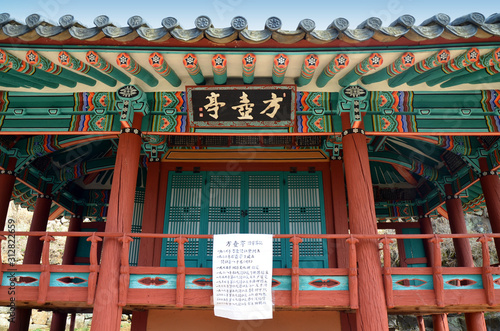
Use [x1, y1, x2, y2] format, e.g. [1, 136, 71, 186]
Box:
[1, 231, 500, 311]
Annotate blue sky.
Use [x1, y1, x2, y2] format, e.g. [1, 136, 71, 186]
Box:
[2, 0, 496, 29]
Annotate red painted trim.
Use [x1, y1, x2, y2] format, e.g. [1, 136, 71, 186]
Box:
[138, 161, 161, 267]
[330, 159, 350, 269]
[163, 161, 330, 172]
[153, 162, 169, 267]
[377, 222, 421, 230]
[3, 34, 499, 49]
[131, 311, 148, 331]
[48, 206, 65, 220]
[392, 164, 418, 186]
[436, 206, 449, 220]
[322, 162, 336, 268]
[395, 227, 408, 268]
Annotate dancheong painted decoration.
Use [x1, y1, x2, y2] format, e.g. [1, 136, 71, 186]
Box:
[1, 11, 500, 331]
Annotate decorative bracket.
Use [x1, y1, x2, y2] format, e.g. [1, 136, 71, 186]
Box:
[339, 85, 368, 127]
[116, 85, 149, 128]
[142, 135, 168, 161]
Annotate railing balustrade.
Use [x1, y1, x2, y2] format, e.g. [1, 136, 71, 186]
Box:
[1, 231, 500, 310]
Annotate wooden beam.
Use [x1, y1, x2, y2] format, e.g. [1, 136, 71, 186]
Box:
[361, 52, 415, 85]
[388, 49, 450, 88]
[338, 53, 383, 87]
[116, 53, 158, 87]
[407, 48, 479, 86]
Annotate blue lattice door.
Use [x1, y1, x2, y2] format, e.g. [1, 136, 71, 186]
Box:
[286, 173, 327, 268]
[162, 173, 204, 267]
[247, 174, 286, 268]
[161, 171, 327, 268]
[204, 173, 243, 267]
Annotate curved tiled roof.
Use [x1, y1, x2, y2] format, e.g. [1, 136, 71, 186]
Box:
[0, 12, 499, 45]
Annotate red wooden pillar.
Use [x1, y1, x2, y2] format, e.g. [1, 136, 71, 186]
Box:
[91, 117, 143, 331]
[0, 157, 17, 230]
[342, 122, 388, 330]
[131, 311, 148, 331]
[478, 158, 500, 256]
[445, 184, 486, 331]
[418, 209, 449, 329]
[417, 316, 425, 331]
[418, 212, 434, 266]
[432, 314, 450, 331]
[9, 187, 52, 331]
[330, 156, 358, 330]
[69, 314, 76, 331]
[50, 211, 84, 331]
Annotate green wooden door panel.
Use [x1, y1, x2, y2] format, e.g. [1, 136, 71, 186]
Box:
[247, 173, 285, 268]
[161, 171, 328, 268]
[162, 173, 204, 267]
[402, 227, 427, 268]
[286, 173, 328, 268]
[205, 173, 243, 267]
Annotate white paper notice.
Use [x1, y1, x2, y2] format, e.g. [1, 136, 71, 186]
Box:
[213, 233, 273, 320]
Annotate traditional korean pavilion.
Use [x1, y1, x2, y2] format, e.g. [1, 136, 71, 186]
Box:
[1, 11, 500, 331]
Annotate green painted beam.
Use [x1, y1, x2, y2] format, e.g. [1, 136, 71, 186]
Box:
[0, 71, 40, 88]
[338, 53, 383, 87]
[470, 69, 500, 84]
[86, 50, 131, 85]
[316, 56, 349, 89]
[441, 63, 500, 88]
[58, 51, 117, 87]
[8, 94, 75, 108]
[116, 53, 158, 87]
[148, 52, 180, 87]
[429, 48, 500, 87]
[26, 50, 97, 87]
[212, 54, 227, 85]
[387, 50, 451, 88]
[0, 51, 61, 89]
[0, 65, 55, 89]
[411, 92, 483, 109]
[0, 49, 76, 88]
[361, 52, 415, 85]
[296, 54, 319, 87]
[242, 53, 256, 84]
[407, 48, 480, 86]
[272, 53, 289, 84]
[182, 53, 205, 85]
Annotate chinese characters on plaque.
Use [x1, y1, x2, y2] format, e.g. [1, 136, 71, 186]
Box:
[213, 234, 273, 320]
[187, 85, 296, 128]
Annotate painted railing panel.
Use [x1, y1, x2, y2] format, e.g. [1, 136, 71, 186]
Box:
[2, 231, 500, 312]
